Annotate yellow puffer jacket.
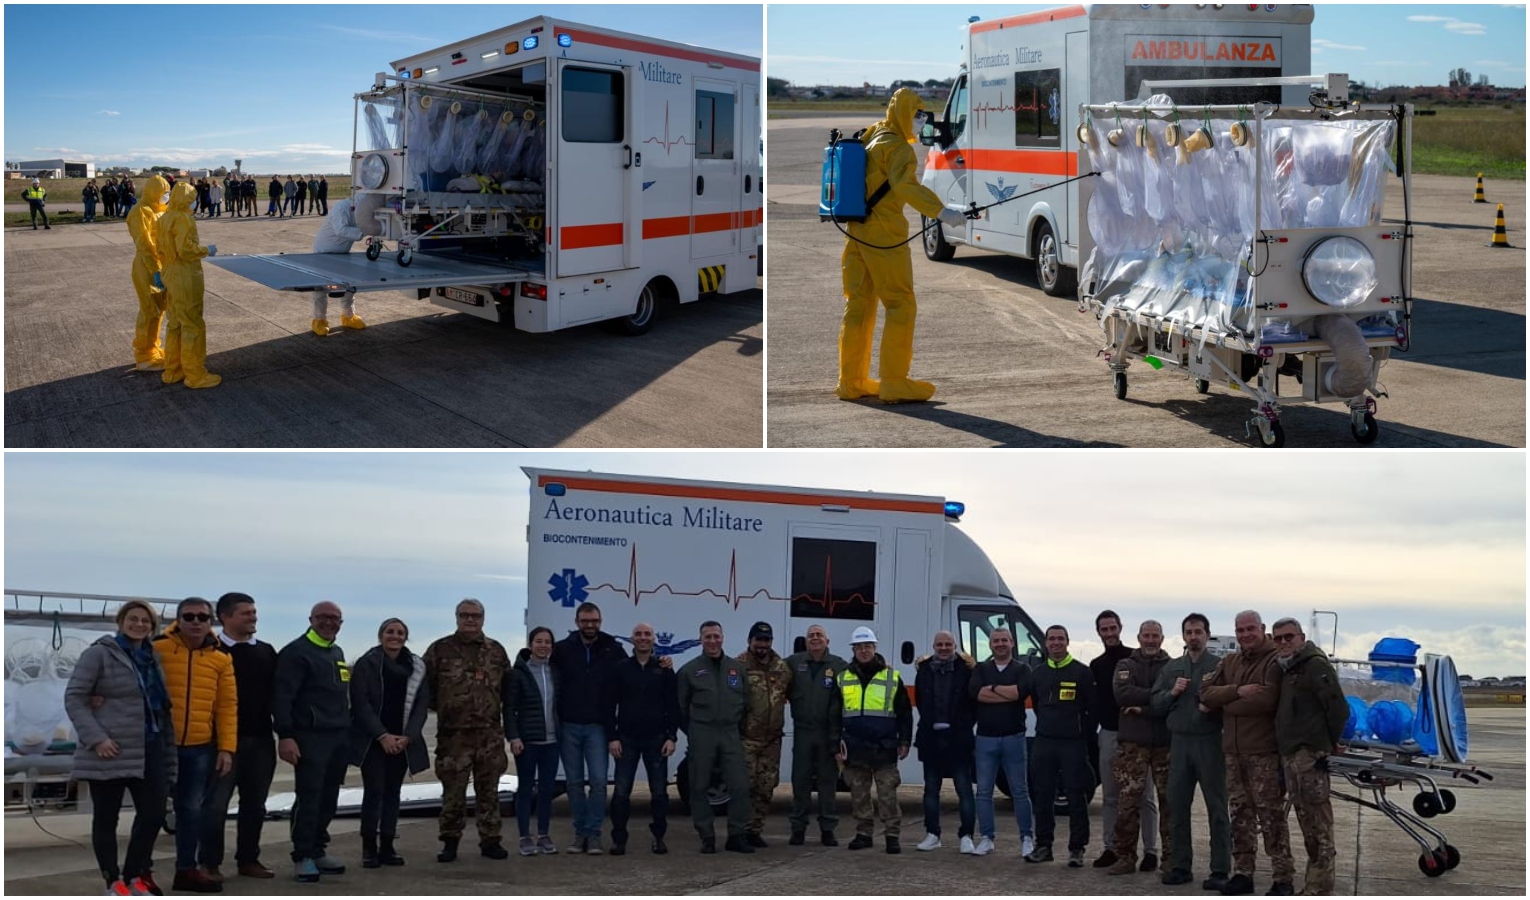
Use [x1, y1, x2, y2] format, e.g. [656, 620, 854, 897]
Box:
[153, 623, 238, 752]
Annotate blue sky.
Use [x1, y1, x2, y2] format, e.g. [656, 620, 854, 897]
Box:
[4, 451, 1523, 677]
[768, 4, 1527, 89]
[3, 4, 762, 173]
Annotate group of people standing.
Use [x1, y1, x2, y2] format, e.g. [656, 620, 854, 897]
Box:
[78, 177, 138, 224]
[125, 174, 221, 388]
[264, 175, 328, 218]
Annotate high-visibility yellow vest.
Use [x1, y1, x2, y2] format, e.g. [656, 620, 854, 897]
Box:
[838, 667, 901, 718]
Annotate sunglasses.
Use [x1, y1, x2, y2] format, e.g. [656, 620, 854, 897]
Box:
[1272, 633, 1300, 643]
[180, 613, 212, 623]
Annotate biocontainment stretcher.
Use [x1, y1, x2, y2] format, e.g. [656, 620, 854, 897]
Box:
[1077, 82, 1415, 447]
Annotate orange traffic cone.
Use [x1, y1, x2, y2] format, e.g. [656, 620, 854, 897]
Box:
[1489, 203, 1510, 248]
[1473, 173, 1487, 203]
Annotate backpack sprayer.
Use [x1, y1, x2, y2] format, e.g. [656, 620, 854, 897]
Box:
[819, 127, 1097, 250]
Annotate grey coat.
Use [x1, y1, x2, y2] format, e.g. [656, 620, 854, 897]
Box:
[65, 636, 177, 782]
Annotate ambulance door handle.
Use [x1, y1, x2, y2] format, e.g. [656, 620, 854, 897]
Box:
[623, 145, 633, 169]
[696, 175, 705, 196]
[956, 155, 965, 166]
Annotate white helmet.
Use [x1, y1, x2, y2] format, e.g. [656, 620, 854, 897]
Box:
[850, 626, 878, 645]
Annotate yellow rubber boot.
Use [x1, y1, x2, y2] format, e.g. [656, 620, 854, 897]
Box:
[184, 372, 222, 389]
[877, 297, 935, 403]
[311, 318, 330, 337]
[340, 314, 367, 330]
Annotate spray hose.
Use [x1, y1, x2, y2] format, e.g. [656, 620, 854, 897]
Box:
[833, 171, 1100, 251]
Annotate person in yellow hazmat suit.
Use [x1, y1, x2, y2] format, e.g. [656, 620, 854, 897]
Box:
[126, 175, 171, 371]
[838, 87, 967, 403]
[154, 182, 221, 389]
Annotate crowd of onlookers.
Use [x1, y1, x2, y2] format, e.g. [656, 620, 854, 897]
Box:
[73, 174, 331, 223]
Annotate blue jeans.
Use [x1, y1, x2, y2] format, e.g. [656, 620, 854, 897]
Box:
[174, 745, 217, 871]
[609, 734, 670, 846]
[84, 198, 96, 221]
[921, 753, 975, 838]
[560, 723, 609, 840]
[515, 742, 560, 837]
[975, 733, 1032, 840]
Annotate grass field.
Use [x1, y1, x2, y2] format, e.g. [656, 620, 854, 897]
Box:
[6, 175, 353, 207]
[769, 98, 1525, 180]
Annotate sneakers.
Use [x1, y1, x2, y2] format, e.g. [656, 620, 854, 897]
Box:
[1068, 849, 1086, 868]
[293, 859, 320, 884]
[1024, 845, 1054, 864]
[1265, 882, 1295, 896]
[171, 869, 221, 893]
[1107, 855, 1139, 876]
[959, 835, 976, 855]
[520, 837, 538, 857]
[846, 834, 874, 851]
[1094, 848, 1120, 869]
[567, 836, 586, 854]
[916, 834, 943, 852]
[1220, 874, 1256, 895]
[1021, 835, 1036, 857]
[106, 880, 132, 896]
[536, 836, 557, 855]
[1142, 853, 1160, 873]
[585, 838, 604, 856]
[972, 837, 995, 857]
[1162, 869, 1194, 886]
[131, 874, 162, 896]
[314, 855, 345, 875]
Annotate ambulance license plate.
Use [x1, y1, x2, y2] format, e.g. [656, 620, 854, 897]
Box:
[443, 287, 481, 306]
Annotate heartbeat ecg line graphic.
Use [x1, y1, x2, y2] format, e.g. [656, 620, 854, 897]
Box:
[582, 546, 874, 614]
[975, 89, 1052, 129]
[643, 102, 693, 154]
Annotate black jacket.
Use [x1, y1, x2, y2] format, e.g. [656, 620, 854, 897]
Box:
[219, 638, 278, 737]
[1026, 654, 1094, 741]
[348, 645, 430, 773]
[268, 178, 282, 200]
[506, 652, 559, 744]
[317, 179, 329, 199]
[969, 658, 1029, 737]
[1089, 643, 1134, 731]
[550, 630, 628, 727]
[914, 654, 976, 755]
[272, 630, 350, 737]
[610, 653, 679, 743]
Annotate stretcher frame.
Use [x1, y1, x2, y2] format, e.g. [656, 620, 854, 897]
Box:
[352, 79, 547, 266]
[1078, 100, 1416, 447]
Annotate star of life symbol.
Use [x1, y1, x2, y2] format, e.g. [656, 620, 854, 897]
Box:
[548, 568, 590, 607]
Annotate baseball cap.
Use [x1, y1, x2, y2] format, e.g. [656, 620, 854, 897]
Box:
[748, 621, 773, 641]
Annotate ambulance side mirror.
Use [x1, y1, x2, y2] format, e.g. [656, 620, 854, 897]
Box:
[919, 121, 951, 149]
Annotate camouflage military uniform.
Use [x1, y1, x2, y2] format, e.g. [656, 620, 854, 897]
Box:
[1276, 642, 1349, 896]
[844, 766, 902, 838]
[1113, 742, 1171, 867]
[423, 633, 512, 843]
[739, 648, 792, 836]
[1283, 748, 1335, 894]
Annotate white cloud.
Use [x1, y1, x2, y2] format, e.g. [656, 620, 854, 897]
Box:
[96, 110, 120, 117]
[318, 24, 444, 44]
[1407, 14, 1487, 34]
[1313, 39, 1367, 52]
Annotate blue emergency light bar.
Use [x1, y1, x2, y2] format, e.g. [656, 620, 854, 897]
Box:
[557, 33, 573, 47]
[544, 482, 567, 497]
[523, 36, 539, 51]
[944, 501, 965, 520]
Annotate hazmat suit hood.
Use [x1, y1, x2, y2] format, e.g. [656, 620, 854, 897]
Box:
[142, 175, 170, 214]
[168, 181, 197, 212]
[870, 88, 923, 145]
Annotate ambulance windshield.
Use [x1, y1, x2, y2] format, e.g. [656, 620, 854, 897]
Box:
[958, 605, 1043, 666]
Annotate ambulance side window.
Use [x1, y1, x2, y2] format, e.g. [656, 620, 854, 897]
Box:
[1014, 68, 1062, 149]
[944, 75, 969, 143]
[959, 607, 1043, 666]
[788, 537, 875, 622]
[696, 90, 735, 160]
[562, 67, 624, 143]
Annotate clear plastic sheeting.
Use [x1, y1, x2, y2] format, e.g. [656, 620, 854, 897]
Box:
[1084, 99, 1396, 336]
[362, 98, 402, 152]
[386, 86, 546, 193]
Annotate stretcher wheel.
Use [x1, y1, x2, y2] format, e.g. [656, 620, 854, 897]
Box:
[1258, 421, 1286, 448]
[1418, 851, 1447, 877]
[1194, 378, 1210, 394]
[1443, 844, 1461, 870]
[1113, 371, 1127, 400]
[1438, 788, 1457, 814]
[365, 241, 381, 261]
[397, 247, 413, 267]
[1351, 412, 1379, 445]
[1413, 792, 1441, 818]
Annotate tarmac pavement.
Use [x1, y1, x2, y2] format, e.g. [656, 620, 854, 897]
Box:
[766, 115, 1525, 448]
[4, 708, 1523, 895]
[5, 212, 763, 447]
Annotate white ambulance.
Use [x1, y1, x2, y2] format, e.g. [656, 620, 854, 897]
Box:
[211, 17, 760, 336]
[523, 467, 1046, 797]
[919, 3, 1313, 297]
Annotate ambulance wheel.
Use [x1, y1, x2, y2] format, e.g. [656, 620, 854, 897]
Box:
[1194, 378, 1210, 394]
[1418, 851, 1446, 877]
[397, 247, 413, 267]
[1257, 421, 1286, 448]
[923, 215, 955, 261]
[674, 758, 730, 817]
[1113, 371, 1127, 400]
[1438, 789, 1457, 814]
[1034, 222, 1076, 298]
[365, 241, 381, 261]
[613, 283, 657, 336]
[1351, 412, 1379, 445]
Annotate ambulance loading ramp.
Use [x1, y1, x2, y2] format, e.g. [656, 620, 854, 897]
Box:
[206, 250, 532, 295]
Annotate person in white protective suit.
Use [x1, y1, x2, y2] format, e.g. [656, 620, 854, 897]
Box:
[309, 198, 366, 336]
